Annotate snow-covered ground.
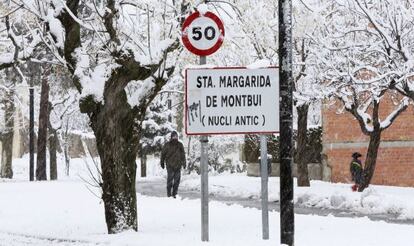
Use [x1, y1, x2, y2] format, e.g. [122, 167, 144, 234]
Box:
[1, 156, 414, 245]
[1, 177, 414, 246]
[181, 174, 414, 220]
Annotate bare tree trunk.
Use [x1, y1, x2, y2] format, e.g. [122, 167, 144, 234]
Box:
[0, 88, 15, 179]
[359, 100, 381, 192]
[56, 0, 178, 234]
[36, 71, 49, 181]
[85, 89, 139, 234]
[49, 128, 58, 180]
[49, 133, 58, 180]
[62, 118, 70, 176]
[140, 147, 147, 178]
[297, 104, 310, 187]
[48, 102, 58, 180]
[359, 131, 381, 191]
[64, 145, 70, 176]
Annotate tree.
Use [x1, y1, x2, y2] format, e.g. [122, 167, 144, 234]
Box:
[48, 70, 79, 179]
[139, 93, 175, 177]
[0, 68, 17, 179]
[17, 0, 188, 233]
[292, 0, 324, 186]
[48, 100, 58, 180]
[0, 3, 40, 178]
[354, 0, 414, 105]
[36, 65, 50, 181]
[317, 0, 411, 191]
[226, 0, 323, 186]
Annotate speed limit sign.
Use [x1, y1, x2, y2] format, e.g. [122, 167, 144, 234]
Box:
[182, 11, 225, 56]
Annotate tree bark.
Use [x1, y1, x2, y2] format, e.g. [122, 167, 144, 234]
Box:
[358, 99, 381, 192]
[297, 104, 310, 187]
[359, 131, 381, 191]
[63, 133, 70, 176]
[55, 0, 172, 234]
[140, 147, 147, 178]
[84, 88, 139, 234]
[0, 87, 15, 179]
[64, 144, 70, 176]
[49, 131, 58, 180]
[48, 103, 58, 180]
[36, 71, 49, 181]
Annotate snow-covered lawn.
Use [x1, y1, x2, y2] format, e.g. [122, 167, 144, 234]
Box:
[0, 179, 414, 246]
[181, 173, 414, 220]
[1, 156, 414, 245]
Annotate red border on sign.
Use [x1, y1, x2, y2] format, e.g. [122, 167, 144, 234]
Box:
[181, 11, 225, 56]
[185, 66, 280, 136]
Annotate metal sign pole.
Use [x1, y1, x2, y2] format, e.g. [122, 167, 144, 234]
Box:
[279, 0, 295, 245]
[29, 87, 34, 181]
[260, 134, 269, 240]
[200, 55, 209, 242]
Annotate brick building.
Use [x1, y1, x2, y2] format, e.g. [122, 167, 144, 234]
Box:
[322, 96, 414, 187]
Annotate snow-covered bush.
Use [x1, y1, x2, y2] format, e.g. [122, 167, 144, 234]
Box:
[186, 135, 244, 174]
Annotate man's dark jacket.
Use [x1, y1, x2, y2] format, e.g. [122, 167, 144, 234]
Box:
[161, 139, 186, 170]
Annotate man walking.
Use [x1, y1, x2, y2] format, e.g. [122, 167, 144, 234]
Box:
[160, 131, 186, 198]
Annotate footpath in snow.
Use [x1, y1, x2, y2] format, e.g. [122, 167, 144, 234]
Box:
[137, 154, 414, 221]
[180, 173, 414, 221]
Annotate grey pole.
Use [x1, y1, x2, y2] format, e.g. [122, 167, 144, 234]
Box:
[200, 55, 209, 242]
[260, 134, 269, 239]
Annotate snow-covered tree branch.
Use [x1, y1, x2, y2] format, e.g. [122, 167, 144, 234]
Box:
[0, 3, 41, 70]
[317, 0, 412, 191]
[8, 0, 190, 233]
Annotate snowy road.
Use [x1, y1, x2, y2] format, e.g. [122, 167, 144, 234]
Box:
[136, 177, 414, 225]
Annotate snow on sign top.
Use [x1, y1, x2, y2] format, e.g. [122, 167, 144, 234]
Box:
[181, 11, 225, 56]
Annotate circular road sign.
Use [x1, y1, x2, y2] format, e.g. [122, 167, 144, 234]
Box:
[182, 11, 225, 56]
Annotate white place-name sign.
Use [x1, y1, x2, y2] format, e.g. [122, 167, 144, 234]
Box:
[185, 67, 279, 135]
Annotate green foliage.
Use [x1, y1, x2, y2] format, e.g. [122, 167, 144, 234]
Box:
[243, 126, 322, 164]
[244, 134, 280, 163]
[300, 127, 322, 163]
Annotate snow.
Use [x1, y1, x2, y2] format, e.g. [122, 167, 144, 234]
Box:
[125, 78, 156, 107]
[0, 182, 411, 246]
[181, 174, 414, 220]
[247, 59, 271, 69]
[2, 1, 414, 244]
[380, 97, 410, 129]
[0, 53, 13, 65]
[46, 7, 65, 48]
[79, 61, 120, 103]
[184, 63, 217, 70]
[197, 4, 209, 15]
[258, 154, 273, 160]
[1, 157, 414, 245]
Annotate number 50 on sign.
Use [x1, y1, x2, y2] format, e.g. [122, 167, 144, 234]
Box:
[182, 11, 225, 56]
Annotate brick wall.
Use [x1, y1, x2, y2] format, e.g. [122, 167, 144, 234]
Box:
[323, 95, 414, 187]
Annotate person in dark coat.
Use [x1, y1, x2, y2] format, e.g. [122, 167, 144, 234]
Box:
[160, 131, 186, 198]
[350, 152, 363, 191]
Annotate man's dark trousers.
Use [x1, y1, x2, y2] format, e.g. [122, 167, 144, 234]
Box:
[167, 167, 181, 197]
